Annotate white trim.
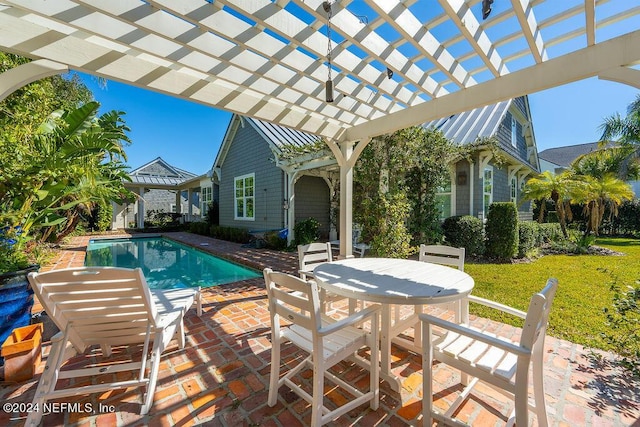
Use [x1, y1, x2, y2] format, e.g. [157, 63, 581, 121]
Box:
[482, 166, 493, 218]
[234, 173, 256, 221]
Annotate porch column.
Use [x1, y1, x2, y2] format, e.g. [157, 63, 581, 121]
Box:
[175, 191, 182, 216]
[137, 187, 145, 229]
[187, 189, 193, 221]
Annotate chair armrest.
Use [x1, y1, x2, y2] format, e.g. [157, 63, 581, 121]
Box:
[419, 313, 530, 357]
[319, 304, 381, 336]
[468, 295, 527, 319]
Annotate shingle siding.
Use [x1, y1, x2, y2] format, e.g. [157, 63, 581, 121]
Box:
[455, 161, 471, 216]
[294, 176, 331, 238]
[219, 122, 284, 231]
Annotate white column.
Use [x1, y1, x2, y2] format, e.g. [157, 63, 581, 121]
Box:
[286, 171, 297, 245]
[137, 187, 145, 229]
[338, 141, 355, 259]
[187, 189, 193, 221]
[0, 59, 68, 102]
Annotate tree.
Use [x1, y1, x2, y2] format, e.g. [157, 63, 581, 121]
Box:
[521, 171, 575, 238]
[0, 102, 133, 243]
[570, 174, 634, 236]
[599, 94, 640, 179]
[571, 145, 640, 181]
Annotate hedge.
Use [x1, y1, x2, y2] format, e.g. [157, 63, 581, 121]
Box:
[485, 202, 518, 260]
[442, 215, 484, 256]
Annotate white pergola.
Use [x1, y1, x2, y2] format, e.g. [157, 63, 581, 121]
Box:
[1, 0, 639, 256]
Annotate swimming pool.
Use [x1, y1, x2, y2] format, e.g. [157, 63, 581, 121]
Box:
[85, 237, 260, 289]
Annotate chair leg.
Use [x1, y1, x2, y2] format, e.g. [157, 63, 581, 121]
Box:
[514, 367, 529, 427]
[369, 313, 379, 411]
[311, 359, 324, 427]
[141, 342, 162, 415]
[268, 335, 281, 407]
[421, 323, 433, 427]
[177, 318, 186, 349]
[532, 349, 549, 427]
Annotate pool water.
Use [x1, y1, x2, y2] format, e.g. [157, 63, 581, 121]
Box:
[85, 237, 260, 289]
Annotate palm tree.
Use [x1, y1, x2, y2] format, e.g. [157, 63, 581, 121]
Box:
[521, 171, 576, 238]
[570, 174, 634, 236]
[571, 145, 640, 181]
[599, 94, 640, 178]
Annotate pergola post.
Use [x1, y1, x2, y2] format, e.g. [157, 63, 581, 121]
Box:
[0, 59, 68, 102]
[285, 171, 297, 245]
[338, 141, 355, 259]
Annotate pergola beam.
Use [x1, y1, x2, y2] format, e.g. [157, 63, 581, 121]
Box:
[0, 58, 68, 102]
[344, 29, 640, 142]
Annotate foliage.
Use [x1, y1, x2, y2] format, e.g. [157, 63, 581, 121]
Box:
[537, 223, 563, 243]
[602, 275, 640, 377]
[611, 199, 640, 236]
[277, 139, 330, 161]
[365, 193, 412, 259]
[521, 171, 575, 237]
[465, 237, 640, 352]
[569, 174, 634, 236]
[86, 201, 113, 232]
[485, 202, 519, 260]
[293, 217, 320, 246]
[0, 102, 132, 248]
[0, 227, 32, 272]
[571, 232, 596, 254]
[571, 145, 640, 181]
[517, 221, 538, 258]
[145, 210, 181, 228]
[188, 222, 252, 244]
[264, 230, 287, 250]
[599, 94, 640, 179]
[442, 215, 485, 256]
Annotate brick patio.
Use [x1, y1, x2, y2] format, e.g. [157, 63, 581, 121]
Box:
[1, 232, 638, 426]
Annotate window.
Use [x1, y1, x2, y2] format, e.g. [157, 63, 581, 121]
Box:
[234, 173, 255, 220]
[201, 186, 212, 216]
[483, 167, 493, 217]
[435, 180, 452, 221]
[511, 177, 517, 203]
[511, 116, 518, 147]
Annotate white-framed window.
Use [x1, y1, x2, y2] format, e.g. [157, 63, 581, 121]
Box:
[483, 166, 493, 217]
[201, 186, 212, 216]
[435, 180, 452, 221]
[234, 173, 255, 220]
[511, 176, 517, 203]
[511, 116, 518, 147]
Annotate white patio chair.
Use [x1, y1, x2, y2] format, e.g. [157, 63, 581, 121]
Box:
[420, 278, 558, 427]
[298, 242, 355, 313]
[391, 245, 467, 350]
[330, 223, 370, 257]
[25, 267, 201, 426]
[264, 268, 380, 427]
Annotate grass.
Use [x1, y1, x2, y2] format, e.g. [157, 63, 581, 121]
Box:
[464, 237, 640, 352]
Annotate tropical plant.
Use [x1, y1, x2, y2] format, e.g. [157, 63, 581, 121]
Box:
[0, 102, 132, 256]
[571, 145, 640, 181]
[521, 171, 575, 238]
[569, 174, 634, 236]
[599, 94, 640, 178]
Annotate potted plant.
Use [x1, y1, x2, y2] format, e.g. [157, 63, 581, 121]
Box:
[0, 226, 39, 356]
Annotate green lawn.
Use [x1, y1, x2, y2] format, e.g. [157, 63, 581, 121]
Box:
[465, 237, 640, 352]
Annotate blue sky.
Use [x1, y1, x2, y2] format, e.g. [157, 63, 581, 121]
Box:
[80, 74, 638, 176]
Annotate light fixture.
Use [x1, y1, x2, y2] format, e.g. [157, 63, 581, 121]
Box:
[386, 67, 393, 79]
[324, 1, 334, 103]
[482, 0, 493, 20]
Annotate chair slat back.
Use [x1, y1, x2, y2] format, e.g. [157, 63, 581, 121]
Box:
[520, 278, 558, 351]
[264, 269, 320, 333]
[28, 267, 157, 351]
[418, 244, 465, 271]
[298, 242, 333, 273]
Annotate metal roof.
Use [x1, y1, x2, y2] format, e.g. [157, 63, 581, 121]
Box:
[424, 100, 511, 144]
[1, 1, 638, 143]
[248, 117, 321, 155]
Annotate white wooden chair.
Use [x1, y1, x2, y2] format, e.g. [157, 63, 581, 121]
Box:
[420, 278, 558, 427]
[264, 268, 380, 427]
[329, 224, 370, 258]
[25, 267, 201, 426]
[418, 244, 465, 271]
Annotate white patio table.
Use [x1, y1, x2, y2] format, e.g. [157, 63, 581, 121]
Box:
[313, 257, 474, 391]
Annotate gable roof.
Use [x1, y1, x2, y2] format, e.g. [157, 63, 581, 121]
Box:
[423, 100, 512, 144]
[128, 157, 198, 187]
[538, 142, 605, 168]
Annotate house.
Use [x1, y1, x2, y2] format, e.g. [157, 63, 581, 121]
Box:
[539, 142, 640, 195]
[207, 95, 540, 240]
[423, 95, 540, 220]
[205, 116, 337, 239]
[111, 157, 204, 229]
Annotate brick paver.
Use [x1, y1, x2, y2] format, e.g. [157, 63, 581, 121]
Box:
[1, 232, 638, 426]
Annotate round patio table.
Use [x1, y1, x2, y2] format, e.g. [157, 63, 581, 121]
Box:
[313, 257, 474, 391]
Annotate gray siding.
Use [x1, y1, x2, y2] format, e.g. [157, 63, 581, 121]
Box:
[294, 176, 331, 238]
[219, 123, 284, 231]
[455, 161, 471, 216]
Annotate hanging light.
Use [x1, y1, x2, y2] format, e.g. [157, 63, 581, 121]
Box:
[386, 67, 393, 79]
[323, 1, 334, 103]
[482, 0, 493, 20]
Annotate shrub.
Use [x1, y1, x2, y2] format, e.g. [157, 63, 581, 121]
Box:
[442, 215, 484, 256]
[205, 201, 220, 226]
[612, 199, 640, 236]
[538, 223, 563, 243]
[517, 221, 538, 258]
[294, 217, 320, 246]
[264, 230, 287, 250]
[367, 193, 412, 259]
[485, 202, 518, 260]
[189, 222, 209, 235]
